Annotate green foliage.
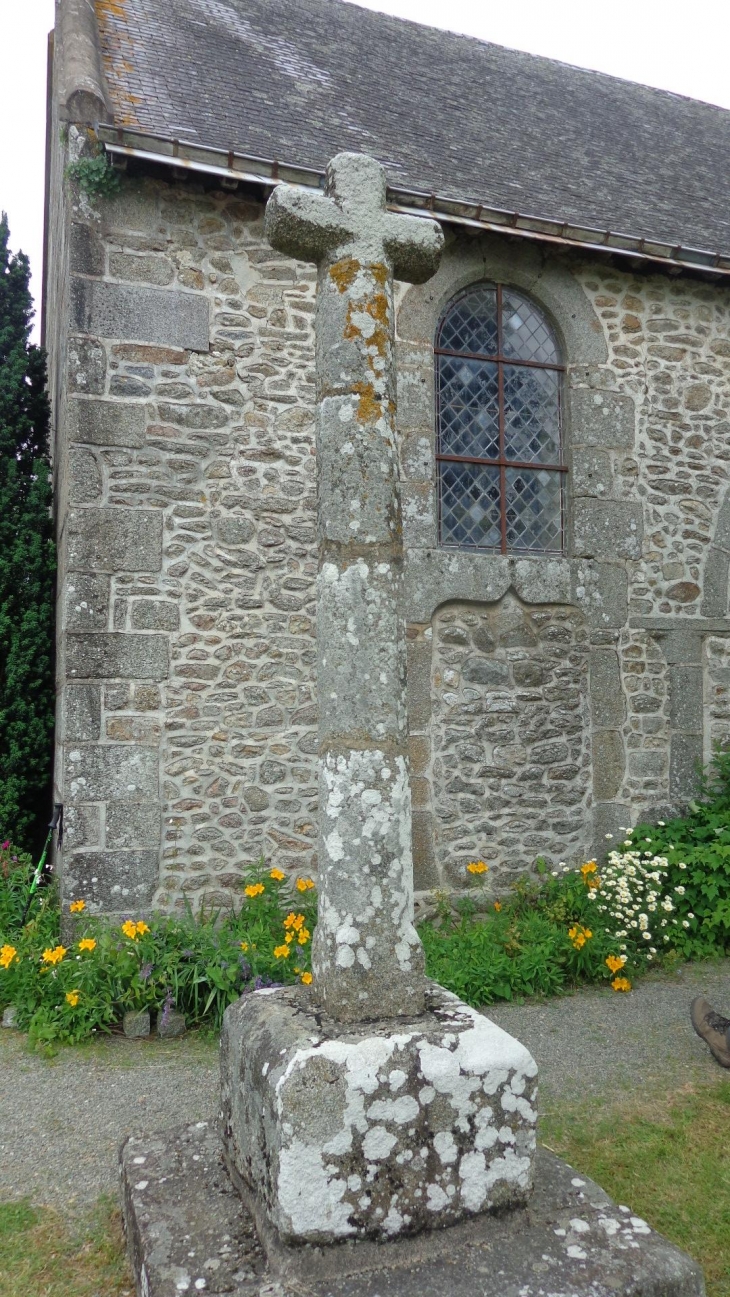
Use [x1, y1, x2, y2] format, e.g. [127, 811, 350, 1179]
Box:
[420, 866, 617, 1005]
[65, 154, 121, 199]
[0, 216, 55, 850]
[0, 859, 316, 1048]
[0, 840, 39, 932]
[609, 747, 730, 959]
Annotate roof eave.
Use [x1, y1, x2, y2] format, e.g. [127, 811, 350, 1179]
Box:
[96, 124, 730, 280]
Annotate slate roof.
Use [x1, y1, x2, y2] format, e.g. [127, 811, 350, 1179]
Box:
[94, 0, 730, 259]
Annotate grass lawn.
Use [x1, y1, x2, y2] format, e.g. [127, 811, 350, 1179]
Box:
[0, 1196, 132, 1297]
[541, 1078, 730, 1297]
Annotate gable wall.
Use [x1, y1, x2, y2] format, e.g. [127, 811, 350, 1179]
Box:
[47, 165, 730, 914]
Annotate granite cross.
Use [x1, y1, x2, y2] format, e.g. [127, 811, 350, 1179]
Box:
[265, 153, 443, 1021]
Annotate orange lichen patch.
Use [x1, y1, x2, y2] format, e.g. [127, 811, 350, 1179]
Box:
[95, 0, 143, 130]
[351, 383, 396, 425]
[329, 258, 361, 293]
[352, 382, 384, 424]
[96, 0, 129, 16]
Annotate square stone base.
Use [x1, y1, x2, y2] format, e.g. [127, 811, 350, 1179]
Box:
[219, 982, 538, 1245]
[119, 1121, 704, 1297]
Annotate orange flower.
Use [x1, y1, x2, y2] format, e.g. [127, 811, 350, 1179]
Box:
[467, 861, 488, 875]
[301, 972, 313, 985]
[78, 938, 96, 953]
[65, 990, 80, 1007]
[244, 883, 265, 898]
[41, 945, 67, 965]
[121, 920, 139, 939]
[580, 861, 598, 877]
[135, 921, 150, 936]
[296, 877, 315, 892]
[274, 944, 290, 959]
[284, 912, 305, 931]
[605, 954, 627, 974]
[69, 899, 86, 913]
[0, 944, 17, 970]
[493, 901, 502, 912]
[270, 868, 286, 882]
[611, 976, 632, 993]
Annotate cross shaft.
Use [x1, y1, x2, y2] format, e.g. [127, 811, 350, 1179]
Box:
[266, 153, 443, 1021]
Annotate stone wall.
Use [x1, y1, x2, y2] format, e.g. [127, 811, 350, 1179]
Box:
[429, 598, 591, 888]
[53, 158, 319, 914]
[47, 151, 730, 914]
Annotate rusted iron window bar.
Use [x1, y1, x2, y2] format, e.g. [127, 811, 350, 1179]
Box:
[434, 283, 566, 555]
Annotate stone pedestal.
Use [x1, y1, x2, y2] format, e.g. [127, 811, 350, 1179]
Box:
[220, 984, 536, 1245]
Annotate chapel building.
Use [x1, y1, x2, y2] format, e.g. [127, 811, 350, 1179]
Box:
[44, 0, 730, 916]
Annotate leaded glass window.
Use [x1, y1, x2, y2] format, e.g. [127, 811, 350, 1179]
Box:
[436, 284, 565, 553]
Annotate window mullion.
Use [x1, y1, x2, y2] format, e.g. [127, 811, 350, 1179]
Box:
[496, 284, 507, 556]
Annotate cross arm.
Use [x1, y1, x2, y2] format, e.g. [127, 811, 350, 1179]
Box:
[383, 210, 444, 285]
[265, 184, 353, 265]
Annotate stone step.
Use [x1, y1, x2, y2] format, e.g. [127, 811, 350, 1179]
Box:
[120, 1121, 703, 1297]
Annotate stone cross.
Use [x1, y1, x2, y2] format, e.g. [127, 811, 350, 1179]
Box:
[265, 154, 443, 1021]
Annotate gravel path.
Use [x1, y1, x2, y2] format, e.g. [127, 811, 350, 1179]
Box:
[2, 959, 730, 1210]
[0, 1032, 219, 1210]
[489, 958, 730, 1106]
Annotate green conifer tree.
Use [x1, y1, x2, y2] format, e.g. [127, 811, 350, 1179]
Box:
[0, 214, 55, 849]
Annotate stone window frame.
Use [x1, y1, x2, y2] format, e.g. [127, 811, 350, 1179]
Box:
[396, 232, 610, 623]
[434, 280, 566, 557]
[396, 236, 637, 882]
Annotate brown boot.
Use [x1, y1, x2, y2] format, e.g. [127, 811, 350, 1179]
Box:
[690, 996, 730, 1067]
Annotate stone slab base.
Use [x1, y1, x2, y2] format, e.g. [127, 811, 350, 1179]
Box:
[220, 983, 538, 1245]
[120, 1121, 704, 1297]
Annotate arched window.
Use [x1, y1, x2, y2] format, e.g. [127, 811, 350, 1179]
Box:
[435, 284, 565, 553]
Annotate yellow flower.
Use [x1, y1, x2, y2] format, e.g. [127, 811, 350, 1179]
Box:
[580, 861, 598, 876]
[296, 877, 315, 892]
[135, 921, 150, 936]
[121, 920, 139, 940]
[285, 931, 296, 944]
[493, 901, 502, 912]
[240, 942, 249, 952]
[274, 944, 290, 959]
[41, 945, 67, 965]
[78, 938, 97, 953]
[245, 883, 265, 898]
[467, 861, 488, 874]
[69, 899, 86, 913]
[586, 876, 601, 890]
[568, 925, 592, 951]
[611, 976, 632, 993]
[605, 954, 627, 974]
[270, 868, 286, 882]
[0, 944, 17, 969]
[297, 928, 310, 945]
[65, 990, 80, 1007]
[301, 972, 313, 985]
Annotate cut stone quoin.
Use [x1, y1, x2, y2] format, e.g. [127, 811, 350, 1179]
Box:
[265, 152, 443, 1022]
[220, 983, 537, 1245]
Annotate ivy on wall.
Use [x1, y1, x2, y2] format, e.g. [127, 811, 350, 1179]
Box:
[0, 215, 55, 850]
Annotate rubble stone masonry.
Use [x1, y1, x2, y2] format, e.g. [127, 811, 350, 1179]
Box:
[46, 160, 730, 914]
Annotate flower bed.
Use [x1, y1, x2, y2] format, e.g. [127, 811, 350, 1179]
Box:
[0, 857, 315, 1049]
[3, 749, 730, 1048]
